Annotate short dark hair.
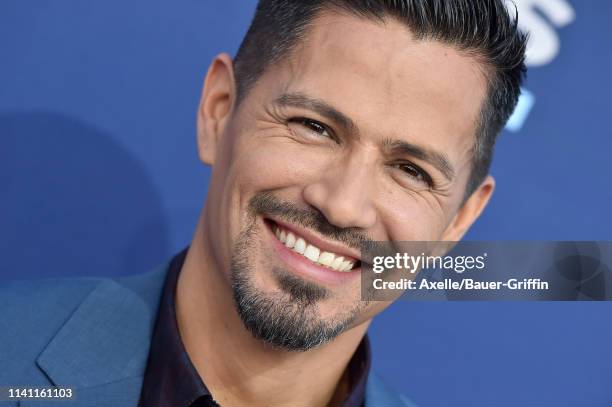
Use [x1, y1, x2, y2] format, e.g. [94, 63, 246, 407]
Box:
[233, 0, 528, 197]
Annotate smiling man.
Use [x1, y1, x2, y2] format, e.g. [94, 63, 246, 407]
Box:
[0, 1, 527, 406]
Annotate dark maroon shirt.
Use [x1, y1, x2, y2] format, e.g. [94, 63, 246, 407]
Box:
[139, 248, 371, 406]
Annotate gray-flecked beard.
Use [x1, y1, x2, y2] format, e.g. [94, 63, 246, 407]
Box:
[230, 194, 366, 351]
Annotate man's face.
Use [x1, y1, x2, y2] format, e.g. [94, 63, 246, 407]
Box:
[199, 12, 490, 350]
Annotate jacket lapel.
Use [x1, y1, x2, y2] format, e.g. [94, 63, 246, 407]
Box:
[21, 267, 168, 407]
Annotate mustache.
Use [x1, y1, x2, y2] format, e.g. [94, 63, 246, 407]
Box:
[248, 191, 373, 252]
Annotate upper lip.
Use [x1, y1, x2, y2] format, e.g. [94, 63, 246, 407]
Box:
[267, 216, 361, 262]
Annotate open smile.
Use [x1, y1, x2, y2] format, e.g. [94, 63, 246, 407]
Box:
[264, 218, 361, 285]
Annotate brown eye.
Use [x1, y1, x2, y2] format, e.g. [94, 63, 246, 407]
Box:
[394, 163, 433, 187]
[400, 164, 423, 180]
[291, 118, 332, 138]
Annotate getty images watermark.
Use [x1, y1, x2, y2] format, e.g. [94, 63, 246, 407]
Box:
[371, 251, 547, 291]
[360, 241, 612, 301]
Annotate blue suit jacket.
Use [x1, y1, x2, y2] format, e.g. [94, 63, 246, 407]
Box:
[0, 262, 416, 407]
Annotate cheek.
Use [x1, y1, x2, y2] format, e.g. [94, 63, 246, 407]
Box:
[379, 195, 448, 241]
[213, 132, 335, 257]
[232, 135, 334, 197]
[372, 178, 446, 241]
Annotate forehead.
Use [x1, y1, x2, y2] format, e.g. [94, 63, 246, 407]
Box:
[259, 11, 489, 169]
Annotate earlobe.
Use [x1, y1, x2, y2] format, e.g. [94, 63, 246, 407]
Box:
[197, 53, 236, 166]
[442, 175, 495, 241]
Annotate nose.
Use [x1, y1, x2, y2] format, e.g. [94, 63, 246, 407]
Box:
[302, 152, 377, 230]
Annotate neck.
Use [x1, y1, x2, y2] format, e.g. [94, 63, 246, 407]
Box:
[176, 217, 369, 407]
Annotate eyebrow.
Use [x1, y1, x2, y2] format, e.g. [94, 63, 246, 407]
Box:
[274, 92, 455, 182]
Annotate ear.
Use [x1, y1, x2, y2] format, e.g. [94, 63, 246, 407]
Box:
[441, 175, 495, 241]
[197, 53, 236, 166]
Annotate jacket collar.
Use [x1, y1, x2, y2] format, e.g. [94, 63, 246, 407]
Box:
[24, 265, 169, 406]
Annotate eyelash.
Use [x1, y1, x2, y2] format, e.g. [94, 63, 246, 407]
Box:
[288, 116, 434, 188]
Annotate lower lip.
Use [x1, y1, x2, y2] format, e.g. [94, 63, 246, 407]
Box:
[264, 220, 361, 286]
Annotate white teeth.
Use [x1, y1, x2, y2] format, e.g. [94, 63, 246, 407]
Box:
[318, 252, 335, 267]
[331, 256, 345, 270]
[273, 225, 357, 272]
[303, 245, 320, 262]
[294, 237, 306, 255]
[285, 232, 296, 248]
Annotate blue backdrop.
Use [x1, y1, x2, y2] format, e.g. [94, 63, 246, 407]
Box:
[1, 1, 611, 406]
